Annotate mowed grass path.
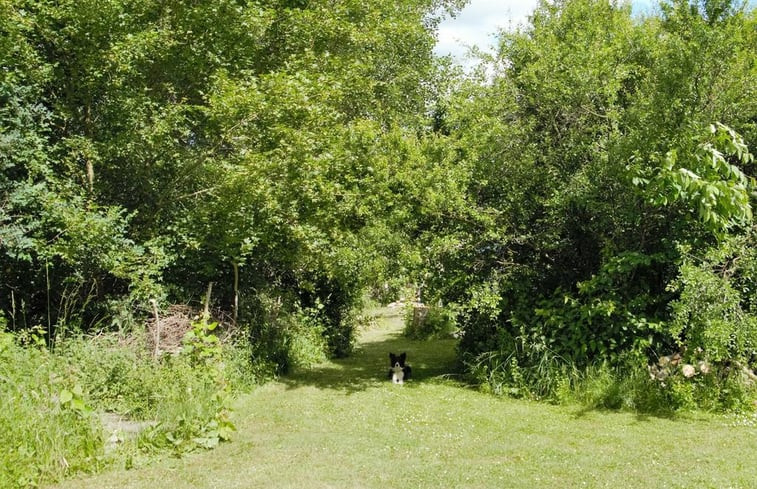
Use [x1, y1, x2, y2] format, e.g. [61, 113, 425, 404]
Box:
[51, 308, 756, 489]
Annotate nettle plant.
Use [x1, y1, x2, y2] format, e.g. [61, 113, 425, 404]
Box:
[182, 320, 223, 367]
[141, 319, 236, 454]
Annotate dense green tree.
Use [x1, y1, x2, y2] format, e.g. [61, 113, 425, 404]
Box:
[2, 1, 162, 334]
[1, 0, 464, 363]
[4, 0, 756, 400]
[423, 0, 757, 391]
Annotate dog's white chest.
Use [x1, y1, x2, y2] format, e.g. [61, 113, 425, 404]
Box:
[392, 365, 404, 384]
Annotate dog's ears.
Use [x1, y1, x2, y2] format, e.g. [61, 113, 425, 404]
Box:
[389, 352, 406, 364]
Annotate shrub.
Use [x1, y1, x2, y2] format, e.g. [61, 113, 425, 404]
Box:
[651, 361, 757, 413]
[468, 342, 757, 414]
[283, 309, 330, 370]
[404, 304, 456, 340]
[667, 242, 757, 365]
[248, 307, 329, 375]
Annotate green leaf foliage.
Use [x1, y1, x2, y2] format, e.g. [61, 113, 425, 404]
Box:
[1, 0, 464, 369]
[3, 0, 756, 411]
[419, 0, 757, 406]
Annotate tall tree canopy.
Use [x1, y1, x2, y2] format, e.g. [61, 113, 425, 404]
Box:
[0, 0, 464, 358]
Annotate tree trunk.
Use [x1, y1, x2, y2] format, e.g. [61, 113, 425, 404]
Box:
[203, 282, 214, 323]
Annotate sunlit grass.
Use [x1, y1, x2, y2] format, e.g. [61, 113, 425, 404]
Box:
[49, 308, 757, 489]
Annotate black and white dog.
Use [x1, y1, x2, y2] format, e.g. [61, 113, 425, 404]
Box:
[388, 352, 412, 384]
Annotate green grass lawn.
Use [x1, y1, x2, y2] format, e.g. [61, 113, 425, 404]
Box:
[48, 308, 757, 489]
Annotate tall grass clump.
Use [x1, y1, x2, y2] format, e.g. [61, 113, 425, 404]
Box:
[0, 326, 104, 488]
[466, 346, 577, 401]
[467, 344, 757, 415]
[553, 360, 672, 413]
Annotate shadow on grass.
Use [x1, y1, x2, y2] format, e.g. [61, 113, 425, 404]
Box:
[280, 327, 461, 395]
[569, 400, 678, 422]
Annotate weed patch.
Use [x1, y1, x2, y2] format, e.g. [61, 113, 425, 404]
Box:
[0, 316, 257, 488]
[467, 347, 757, 414]
[0, 331, 104, 488]
[47, 308, 757, 489]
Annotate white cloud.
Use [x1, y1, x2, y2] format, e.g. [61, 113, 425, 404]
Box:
[434, 0, 538, 60]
